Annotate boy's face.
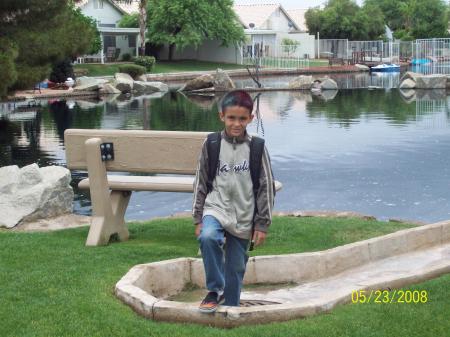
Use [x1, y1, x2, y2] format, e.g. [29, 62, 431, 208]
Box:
[219, 106, 254, 138]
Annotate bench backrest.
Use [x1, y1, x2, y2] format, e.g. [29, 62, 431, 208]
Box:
[64, 129, 209, 174]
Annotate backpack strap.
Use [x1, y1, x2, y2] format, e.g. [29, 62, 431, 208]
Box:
[249, 135, 265, 196]
[206, 131, 221, 193]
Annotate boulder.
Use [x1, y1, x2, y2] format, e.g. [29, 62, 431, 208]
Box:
[75, 76, 99, 87]
[133, 81, 169, 94]
[415, 74, 447, 89]
[213, 68, 235, 91]
[0, 164, 73, 228]
[73, 83, 99, 91]
[399, 78, 416, 89]
[319, 78, 338, 90]
[137, 74, 148, 82]
[355, 64, 370, 71]
[179, 74, 214, 92]
[99, 83, 121, 95]
[288, 75, 313, 89]
[400, 71, 421, 83]
[415, 89, 446, 100]
[145, 81, 169, 92]
[115, 73, 134, 93]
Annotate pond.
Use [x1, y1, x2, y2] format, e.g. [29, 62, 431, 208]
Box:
[1, 73, 450, 223]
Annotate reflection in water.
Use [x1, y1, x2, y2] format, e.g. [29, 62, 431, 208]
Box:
[1, 87, 450, 223]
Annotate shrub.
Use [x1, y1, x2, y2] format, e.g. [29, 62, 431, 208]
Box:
[133, 56, 156, 72]
[118, 64, 146, 79]
[121, 53, 132, 61]
[50, 58, 75, 83]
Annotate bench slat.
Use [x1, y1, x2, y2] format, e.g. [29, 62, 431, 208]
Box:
[78, 175, 283, 193]
[64, 129, 209, 174]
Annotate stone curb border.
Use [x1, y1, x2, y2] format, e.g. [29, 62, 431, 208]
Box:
[115, 220, 450, 327]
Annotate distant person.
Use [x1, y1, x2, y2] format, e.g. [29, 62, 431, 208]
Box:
[192, 90, 275, 313]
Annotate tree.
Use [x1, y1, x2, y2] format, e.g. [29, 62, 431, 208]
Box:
[146, 0, 245, 61]
[0, 1, 100, 96]
[305, 0, 385, 40]
[281, 38, 300, 56]
[364, 0, 449, 40]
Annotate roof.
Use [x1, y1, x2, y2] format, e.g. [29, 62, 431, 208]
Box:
[233, 3, 300, 31]
[74, 0, 139, 15]
[286, 9, 308, 32]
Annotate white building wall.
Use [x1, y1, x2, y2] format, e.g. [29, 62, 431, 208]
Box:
[260, 8, 292, 32]
[158, 42, 241, 64]
[278, 32, 315, 59]
[81, 0, 123, 26]
[115, 35, 138, 59]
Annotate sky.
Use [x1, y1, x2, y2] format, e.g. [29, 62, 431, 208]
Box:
[233, 0, 363, 10]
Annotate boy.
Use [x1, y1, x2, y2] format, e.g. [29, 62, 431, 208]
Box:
[192, 90, 275, 313]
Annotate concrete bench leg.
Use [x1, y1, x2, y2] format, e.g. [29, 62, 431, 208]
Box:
[85, 137, 131, 246]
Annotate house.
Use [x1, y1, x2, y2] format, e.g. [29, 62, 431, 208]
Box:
[158, 3, 315, 63]
[74, 0, 140, 63]
[234, 4, 315, 59]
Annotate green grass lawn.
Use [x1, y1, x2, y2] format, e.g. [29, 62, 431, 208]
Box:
[1, 216, 448, 337]
[74, 60, 245, 77]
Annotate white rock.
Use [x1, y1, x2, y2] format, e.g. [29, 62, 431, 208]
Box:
[415, 74, 447, 89]
[399, 78, 416, 89]
[213, 68, 235, 91]
[18, 163, 42, 188]
[0, 165, 20, 194]
[100, 83, 122, 95]
[288, 75, 313, 89]
[0, 164, 74, 228]
[145, 81, 169, 92]
[319, 78, 338, 90]
[355, 64, 370, 70]
[115, 73, 134, 93]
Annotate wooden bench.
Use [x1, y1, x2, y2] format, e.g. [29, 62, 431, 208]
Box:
[64, 129, 283, 246]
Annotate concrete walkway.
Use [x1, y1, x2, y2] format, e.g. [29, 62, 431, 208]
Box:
[241, 242, 450, 305]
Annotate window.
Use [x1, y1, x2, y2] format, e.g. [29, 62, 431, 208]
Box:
[94, 0, 104, 9]
[128, 34, 136, 48]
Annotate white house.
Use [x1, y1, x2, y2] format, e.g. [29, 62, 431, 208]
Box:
[75, 0, 140, 63]
[159, 3, 315, 63]
[234, 4, 315, 59]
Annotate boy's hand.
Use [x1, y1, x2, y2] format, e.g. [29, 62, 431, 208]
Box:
[195, 223, 203, 237]
[252, 230, 266, 246]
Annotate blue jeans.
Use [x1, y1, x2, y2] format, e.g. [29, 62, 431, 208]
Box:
[198, 215, 249, 306]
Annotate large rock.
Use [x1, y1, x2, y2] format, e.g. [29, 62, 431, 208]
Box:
[399, 78, 416, 89]
[400, 71, 421, 83]
[319, 78, 338, 90]
[213, 68, 235, 91]
[115, 73, 134, 93]
[0, 164, 74, 228]
[415, 74, 447, 89]
[288, 75, 313, 89]
[133, 81, 169, 94]
[75, 76, 100, 87]
[145, 81, 169, 92]
[99, 83, 121, 95]
[355, 64, 370, 71]
[179, 74, 214, 92]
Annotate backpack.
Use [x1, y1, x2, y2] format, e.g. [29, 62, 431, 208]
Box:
[205, 131, 273, 197]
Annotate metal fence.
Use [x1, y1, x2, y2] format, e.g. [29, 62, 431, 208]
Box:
[242, 43, 309, 69]
[317, 39, 348, 59]
[413, 38, 450, 62]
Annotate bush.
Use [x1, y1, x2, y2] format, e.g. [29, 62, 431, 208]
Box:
[133, 56, 156, 72]
[50, 58, 74, 83]
[118, 64, 146, 79]
[121, 53, 132, 61]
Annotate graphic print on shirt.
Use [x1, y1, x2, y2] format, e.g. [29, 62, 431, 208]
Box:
[217, 159, 250, 176]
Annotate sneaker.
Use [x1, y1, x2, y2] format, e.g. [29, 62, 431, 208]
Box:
[198, 291, 225, 313]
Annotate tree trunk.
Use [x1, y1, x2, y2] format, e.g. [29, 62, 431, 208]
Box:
[138, 0, 147, 56]
[168, 43, 176, 61]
